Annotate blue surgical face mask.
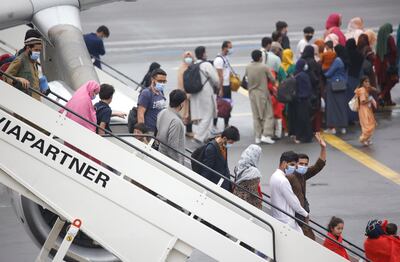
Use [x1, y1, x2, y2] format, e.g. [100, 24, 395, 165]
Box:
[285, 165, 296, 175]
[91, 94, 96, 100]
[30, 51, 40, 61]
[155, 82, 165, 92]
[227, 48, 234, 55]
[296, 165, 308, 175]
[184, 57, 193, 64]
[225, 143, 232, 149]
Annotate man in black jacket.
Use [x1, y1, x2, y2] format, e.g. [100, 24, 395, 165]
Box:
[200, 126, 240, 191]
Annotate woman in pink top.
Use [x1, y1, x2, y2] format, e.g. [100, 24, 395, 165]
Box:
[324, 13, 346, 46]
[63, 80, 100, 132]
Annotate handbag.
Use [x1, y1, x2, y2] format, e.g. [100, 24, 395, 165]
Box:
[217, 97, 232, 118]
[331, 79, 347, 92]
[348, 95, 359, 112]
[241, 75, 248, 90]
[230, 73, 241, 92]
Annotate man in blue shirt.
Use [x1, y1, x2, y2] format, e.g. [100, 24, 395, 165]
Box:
[84, 25, 110, 69]
[137, 68, 167, 134]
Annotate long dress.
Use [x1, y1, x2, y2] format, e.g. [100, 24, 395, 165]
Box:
[324, 58, 349, 128]
[355, 87, 376, 142]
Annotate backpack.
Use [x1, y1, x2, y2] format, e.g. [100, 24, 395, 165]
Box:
[191, 143, 208, 174]
[183, 61, 208, 94]
[277, 76, 297, 103]
[127, 107, 137, 133]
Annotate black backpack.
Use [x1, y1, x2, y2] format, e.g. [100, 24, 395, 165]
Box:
[277, 76, 297, 103]
[191, 143, 209, 174]
[183, 62, 208, 94]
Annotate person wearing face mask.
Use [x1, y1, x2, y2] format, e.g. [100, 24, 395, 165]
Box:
[296, 26, 315, 59]
[4, 37, 42, 101]
[83, 25, 110, 69]
[286, 133, 327, 239]
[270, 151, 309, 233]
[199, 126, 240, 192]
[177, 51, 195, 138]
[137, 68, 167, 135]
[156, 89, 187, 165]
[213, 41, 234, 131]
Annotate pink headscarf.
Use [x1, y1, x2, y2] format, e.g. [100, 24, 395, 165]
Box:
[324, 13, 346, 46]
[62, 80, 100, 132]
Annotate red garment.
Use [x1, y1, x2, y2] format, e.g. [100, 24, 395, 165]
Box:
[267, 70, 284, 119]
[374, 35, 398, 103]
[323, 232, 350, 260]
[364, 235, 400, 262]
[324, 13, 346, 46]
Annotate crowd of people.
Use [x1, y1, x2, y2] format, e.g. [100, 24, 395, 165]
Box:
[1, 15, 400, 261]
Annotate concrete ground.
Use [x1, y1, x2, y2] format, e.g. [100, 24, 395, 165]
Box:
[1, 0, 400, 261]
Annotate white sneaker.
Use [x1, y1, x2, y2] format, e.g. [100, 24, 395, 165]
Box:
[261, 136, 275, 144]
[340, 128, 347, 135]
[255, 137, 261, 144]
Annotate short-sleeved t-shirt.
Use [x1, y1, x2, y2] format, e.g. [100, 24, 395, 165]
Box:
[94, 101, 112, 132]
[138, 88, 166, 132]
[213, 55, 231, 86]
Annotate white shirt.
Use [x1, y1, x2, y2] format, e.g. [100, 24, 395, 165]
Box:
[296, 38, 310, 59]
[260, 47, 268, 64]
[270, 169, 308, 233]
[213, 55, 231, 86]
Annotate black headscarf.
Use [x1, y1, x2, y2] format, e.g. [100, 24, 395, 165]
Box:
[346, 39, 364, 78]
[301, 45, 315, 60]
[141, 62, 161, 87]
[334, 44, 349, 70]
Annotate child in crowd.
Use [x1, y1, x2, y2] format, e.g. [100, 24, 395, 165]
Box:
[355, 76, 377, 146]
[133, 123, 149, 144]
[386, 223, 399, 239]
[94, 84, 126, 135]
[321, 41, 336, 72]
[323, 216, 350, 260]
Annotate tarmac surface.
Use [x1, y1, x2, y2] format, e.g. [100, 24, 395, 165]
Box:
[1, 0, 400, 261]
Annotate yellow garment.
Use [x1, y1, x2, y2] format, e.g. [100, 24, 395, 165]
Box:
[281, 49, 294, 72]
[355, 87, 376, 142]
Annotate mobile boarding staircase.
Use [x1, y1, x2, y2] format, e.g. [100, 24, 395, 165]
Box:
[0, 72, 363, 262]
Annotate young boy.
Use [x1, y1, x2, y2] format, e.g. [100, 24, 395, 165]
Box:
[94, 84, 126, 135]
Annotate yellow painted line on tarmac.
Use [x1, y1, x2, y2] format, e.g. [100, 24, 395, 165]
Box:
[238, 86, 400, 185]
[323, 133, 400, 185]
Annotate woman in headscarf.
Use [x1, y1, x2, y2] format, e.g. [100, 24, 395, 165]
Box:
[345, 17, 365, 42]
[291, 59, 313, 143]
[140, 62, 161, 88]
[325, 33, 339, 47]
[302, 45, 323, 132]
[324, 13, 346, 46]
[364, 29, 377, 48]
[375, 23, 398, 106]
[278, 49, 295, 82]
[397, 24, 400, 77]
[63, 80, 100, 132]
[177, 51, 195, 137]
[233, 144, 262, 209]
[314, 39, 325, 59]
[364, 220, 400, 261]
[346, 38, 364, 123]
[324, 45, 349, 135]
[358, 34, 378, 92]
[275, 49, 295, 139]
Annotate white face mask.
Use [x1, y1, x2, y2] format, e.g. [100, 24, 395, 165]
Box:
[184, 57, 193, 64]
[227, 48, 234, 55]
